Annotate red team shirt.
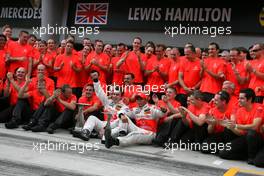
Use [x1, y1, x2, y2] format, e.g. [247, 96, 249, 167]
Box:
[121, 51, 146, 84]
[200, 57, 226, 94]
[54, 54, 82, 88]
[209, 106, 232, 133]
[248, 58, 264, 96]
[179, 57, 202, 94]
[145, 57, 171, 92]
[186, 102, 210, 128]
[6, 41, 33, 72]
[85, 51, 110, 85]
[27, 77, 55, 110]
[234, 103, 263, 135]
[55, 94, 77, 112]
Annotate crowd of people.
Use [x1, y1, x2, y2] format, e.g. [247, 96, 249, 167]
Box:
[0, 24, 263, 168]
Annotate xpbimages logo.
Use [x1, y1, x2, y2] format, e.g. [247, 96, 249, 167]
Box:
[32, 24, 100, 38]
[32, 140, 100, 154]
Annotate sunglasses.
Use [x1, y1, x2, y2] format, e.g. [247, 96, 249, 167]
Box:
[252, 49, 262, 52]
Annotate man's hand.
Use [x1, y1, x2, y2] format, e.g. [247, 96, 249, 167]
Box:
[90, 71, 99, 82]
[6, 72, 14, 81]
[162, 95, 169, 103]
[152, 94, 159, 104]
[53, 89, 62, 98]
[119, 114, 128, 123]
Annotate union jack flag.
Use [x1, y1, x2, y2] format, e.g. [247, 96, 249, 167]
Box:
[75, 3, 108, 25]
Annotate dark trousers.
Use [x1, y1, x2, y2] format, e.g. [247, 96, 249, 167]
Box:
[201, 128, 239, 154]
[202, 92, 215, 103]
[176, 94, 188, 107]
[0, 96, 9, 111]
[49, 109, 75, 130]
[0, 106, 14, 123]
[181, 123, 208, 145]
[169, 118, 190, 143]
[219, 130, 263, 160]
[29, 103, 57, 128]
[254, 146, 264, 167]
[154, 118, 179, 146]
[11, 99, 32, 124]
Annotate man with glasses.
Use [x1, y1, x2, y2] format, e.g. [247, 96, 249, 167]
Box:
[246, 43, 264, 103]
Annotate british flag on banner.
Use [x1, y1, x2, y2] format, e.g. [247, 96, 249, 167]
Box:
[75, 3, 109, 25]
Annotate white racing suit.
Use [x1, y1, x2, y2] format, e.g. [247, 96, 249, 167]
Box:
[82, 81, 130, 138]
[117, 104, 165, 146]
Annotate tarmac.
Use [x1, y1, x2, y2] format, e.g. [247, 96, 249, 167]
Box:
[0, 123, 263, 176]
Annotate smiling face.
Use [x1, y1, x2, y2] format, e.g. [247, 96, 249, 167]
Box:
[16, 67, 26, 80]
[132, 38, 141, 51]
[238, 93, 248, 107]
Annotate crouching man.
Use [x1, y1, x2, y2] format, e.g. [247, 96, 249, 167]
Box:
[44, 84, 77, 134]
[104, 92, 166, 148]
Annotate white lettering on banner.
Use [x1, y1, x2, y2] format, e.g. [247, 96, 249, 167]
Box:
[128, 7, 231, 22]
[0, 7, 41, 19]
[128, 8, 162, 21]
[165, 8, 231, 22]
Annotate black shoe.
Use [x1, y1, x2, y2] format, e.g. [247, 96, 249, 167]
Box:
[46, 126, 55, 134]
[72, 130, 81, 138]
[31, 125, 46, 132]
[247, 158, 254, 165]
[104, 126, 119, 148]
[22, 122, 36, 131]
[79, 129, 90, 141]
[46, 124, 57, 134]
[5, 120, 18, 129]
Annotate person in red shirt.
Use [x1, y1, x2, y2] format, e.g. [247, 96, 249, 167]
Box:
[72, 84, 102, 136]
[6, 30, 33, 74]
[84, 40, 110, 85]
[54, 40, 82, 98]
[5, 64, 54, 129]
[221, 81, 239, 113]
[178, 90, 210, 146]
[225, 48, 249, 96]
[200, 42, 226, 102]
[44, 84, 77, 134]
[201, 91, 232, 154]
[57, 39, 66, 55]
[2, 24, 14, 50]
[166, 47, 181, 90]
[152, 87, 181, 146]
[219, 88, 263, 163]
[245, 43, 264, 103]
[165, 90, 209, 148]
[145, 44, 170, 101]
[0, 67, 26, 122]
[77, 45, 92, 88]
[82, 38, 93, 50]
[116, 37, 145, 84]
[122, 73, 138, 108]
[110, 43, 127, 86]
[31, 40, 54, 77]
[178, 45, 202, 107]
[0, 34, 7, 96]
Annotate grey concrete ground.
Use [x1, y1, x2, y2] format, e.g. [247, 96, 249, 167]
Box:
[0, 124, 263, 176]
